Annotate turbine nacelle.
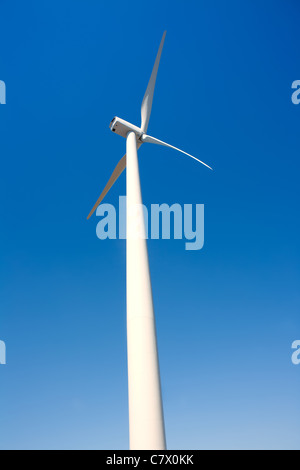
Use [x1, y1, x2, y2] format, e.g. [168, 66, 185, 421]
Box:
[110, 117, 143, 140]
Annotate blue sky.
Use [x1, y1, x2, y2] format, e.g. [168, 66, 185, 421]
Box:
[0, 0, 299, 450]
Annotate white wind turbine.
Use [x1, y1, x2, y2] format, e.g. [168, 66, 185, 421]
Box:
[87, 31, 212, 450]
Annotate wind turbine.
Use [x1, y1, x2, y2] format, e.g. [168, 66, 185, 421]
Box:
[87, 31, 212, 450]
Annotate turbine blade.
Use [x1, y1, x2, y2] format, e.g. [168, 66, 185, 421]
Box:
[87, 154, 126, 220]
[140, 31, 166, 133]
[141, 134, 213, 170]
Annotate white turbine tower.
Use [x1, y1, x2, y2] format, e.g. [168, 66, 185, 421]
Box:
[87, 31, 212, 450]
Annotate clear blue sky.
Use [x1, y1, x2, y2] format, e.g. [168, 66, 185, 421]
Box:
[0, 0, 299, 450]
